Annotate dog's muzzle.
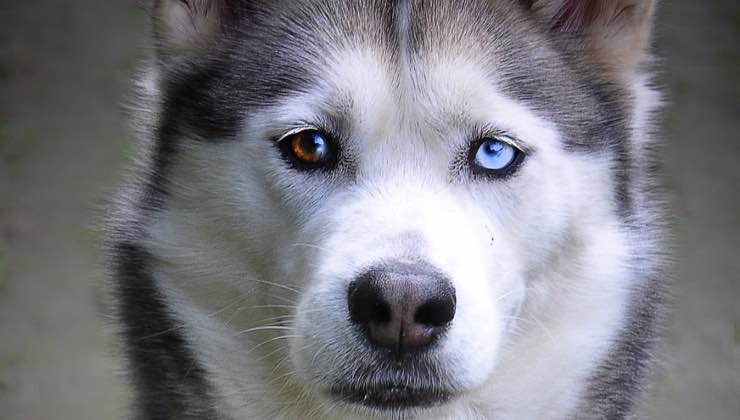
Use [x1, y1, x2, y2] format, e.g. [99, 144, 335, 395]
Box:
[331, 261, 457, 409]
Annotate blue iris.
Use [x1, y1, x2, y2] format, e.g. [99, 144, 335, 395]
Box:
[474, 138, 518, 171]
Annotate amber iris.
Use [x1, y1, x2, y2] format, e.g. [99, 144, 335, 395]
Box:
[286, 130, 332, 165]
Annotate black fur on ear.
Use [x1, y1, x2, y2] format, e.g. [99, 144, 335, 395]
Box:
[525, 0, 656, 78]
[151, 0, 239, 61]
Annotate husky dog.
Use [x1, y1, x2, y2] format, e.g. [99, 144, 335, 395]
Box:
[108, 0, 666, 418]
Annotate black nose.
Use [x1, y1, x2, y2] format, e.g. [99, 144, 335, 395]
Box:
[347, 262, 456, 358]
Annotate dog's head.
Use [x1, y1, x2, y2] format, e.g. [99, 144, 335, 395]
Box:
[143, 0, 655, 416]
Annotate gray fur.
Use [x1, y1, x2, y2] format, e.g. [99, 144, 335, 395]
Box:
[108, 1, 666, 418]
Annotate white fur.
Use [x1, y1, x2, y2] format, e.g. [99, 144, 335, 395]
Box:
[133, 36, 661, 418]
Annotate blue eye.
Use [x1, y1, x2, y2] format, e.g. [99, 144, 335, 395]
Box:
[472, 138, 521, 174]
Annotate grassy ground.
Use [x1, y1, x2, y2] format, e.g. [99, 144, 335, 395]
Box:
[0, 1, 738, 419]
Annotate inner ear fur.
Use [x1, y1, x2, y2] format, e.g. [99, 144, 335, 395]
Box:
[152, 0, 237, 61]
[526, 0, 656, 79]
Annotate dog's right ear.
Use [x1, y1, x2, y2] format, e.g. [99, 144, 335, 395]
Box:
[522, 0, 655, 80]
[152, 0, 237, 61]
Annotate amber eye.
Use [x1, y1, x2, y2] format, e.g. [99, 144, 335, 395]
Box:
[278, 129, 337, 170]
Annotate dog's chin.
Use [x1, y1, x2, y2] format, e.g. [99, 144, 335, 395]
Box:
[328, 383, 454, 411]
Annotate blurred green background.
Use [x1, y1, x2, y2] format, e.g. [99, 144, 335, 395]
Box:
[1, 1, 738, 419]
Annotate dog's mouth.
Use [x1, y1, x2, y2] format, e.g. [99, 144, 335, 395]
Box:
[329, 383, 453, 409]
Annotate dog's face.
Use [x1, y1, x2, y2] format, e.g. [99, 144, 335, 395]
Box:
[146, 0, 654, 416]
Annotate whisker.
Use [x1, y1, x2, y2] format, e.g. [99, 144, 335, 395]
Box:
[233, 325, 293, 337]
[256, 343, 290, 363]
[250, 304, 299, 310]
[137, 294, 254, 340]
[270, 353, 292, 375]
[225, 305, 321, 330]
[252, 278, 302, 295]
[225, 305, 296, 326]
[134, 324, 185, 341]
[310, 341, 333, 366]
[204, 293, 253, 318]
[248, 305, 324, 316]
[271, 369, 298, 383]
[273, 370, 299, 398]
[267, 293, 298, 305]
[523, 311, 555, 343]
[291, 242, 330, 252]
[493, 288, 519, 303]
[223, 306, 248, 327]
[248, 314, 296, 327]
[248, 334, 302, 353]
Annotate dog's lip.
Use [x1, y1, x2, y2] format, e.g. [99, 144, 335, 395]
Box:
[329, 383, 453, 409]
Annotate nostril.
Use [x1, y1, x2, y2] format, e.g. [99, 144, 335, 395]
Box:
[348, 278, 391, 325]
[414, 296, 456, 327]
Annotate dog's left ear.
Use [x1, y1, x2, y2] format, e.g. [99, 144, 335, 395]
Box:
[152, 0, 238, 62]
[524, 0, 656, 79]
